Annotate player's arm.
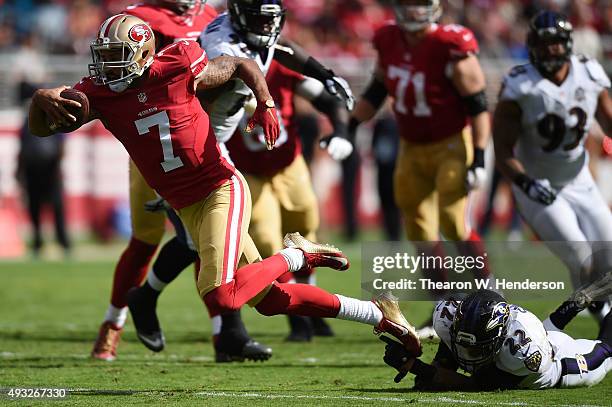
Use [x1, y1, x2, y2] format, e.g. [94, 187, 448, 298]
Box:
[595, 89, 612, 135]
[295, 78, 353, 160]
[493, 100, 525, 182]
[273, 39, 354, 110]
[195, 55, 279, 149]
[28, 86, 81, 137]
[195, 55, 271, 99]
[347, 65, 388, 141]
[493, 99, 556, 205]
[451, 54, 489, 190]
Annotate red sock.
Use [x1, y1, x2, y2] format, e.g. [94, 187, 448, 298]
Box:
[110, 237, 158, 308]
[255, 282, 340, 318]
[458, 230, 491, 279]
[418, 242, 449, 297]
[276, 271, 294, 283]
[204, 254, 289, 314]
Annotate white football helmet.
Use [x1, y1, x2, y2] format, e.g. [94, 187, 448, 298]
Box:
[88, 14, 156, 92]
[392, 0, 442, 32]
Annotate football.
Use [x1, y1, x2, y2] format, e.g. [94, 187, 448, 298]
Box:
[48, 88, 90, 133]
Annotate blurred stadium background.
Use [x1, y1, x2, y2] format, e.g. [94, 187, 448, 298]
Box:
[0, 0, 610, 258]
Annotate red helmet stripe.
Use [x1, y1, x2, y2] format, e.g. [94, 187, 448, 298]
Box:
[99, 14, 126, 38]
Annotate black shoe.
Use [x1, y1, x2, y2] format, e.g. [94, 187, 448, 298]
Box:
[215, 339, 273, 363]
[127, 286, 165, 352]
[311, 317, 334, 337]
[285, 315, 313, 342]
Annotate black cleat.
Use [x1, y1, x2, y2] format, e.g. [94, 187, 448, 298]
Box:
[127, 286, 165, 352]
[215, 339, 272, 363]
[311, 317, 334, 337]
[285, 315, 313, 342]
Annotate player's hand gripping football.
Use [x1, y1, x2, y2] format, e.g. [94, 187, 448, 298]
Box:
[33, 86, 81, 128]
[325, 76, 355, 111]
[380, 336, 416, 383]
[246, 99, 280, 150]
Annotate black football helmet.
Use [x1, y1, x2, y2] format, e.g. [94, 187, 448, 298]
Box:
[450, 289, 510, 373]
[228, 0, 286, 49]
[527, 11, 573, 76]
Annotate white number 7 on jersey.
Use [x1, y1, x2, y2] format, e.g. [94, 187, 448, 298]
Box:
[388, 66, 432, 117]
[134, 111, 184, 173]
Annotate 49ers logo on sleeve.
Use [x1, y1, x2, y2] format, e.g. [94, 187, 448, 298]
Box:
[128, 24, 152, 43]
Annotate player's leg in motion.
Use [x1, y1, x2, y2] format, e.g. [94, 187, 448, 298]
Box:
[243, 171, 317, 340]
[127, 232, 272, 362]
[546, 330, 612, 388]
[543, 271, 612, 332]
[393, 138, 448, 340]
[277, 156, 334, 339]
[436, 129, 491, 281]
[517, 167, 612, 331]
[179, 172, 421, 353]
[247, 156, 333, 341]
[92, 162, 164, 361]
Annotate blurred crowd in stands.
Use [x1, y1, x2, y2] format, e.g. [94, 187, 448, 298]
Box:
[0, 0, 610, 68]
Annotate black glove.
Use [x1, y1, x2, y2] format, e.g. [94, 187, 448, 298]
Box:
[144, 197, 171, 213]
[380, 336, 413, 383]
[514, 174, 556, 205]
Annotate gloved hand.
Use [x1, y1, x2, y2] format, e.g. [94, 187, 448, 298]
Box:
[515, 175, 557, 205]
[325, 76, 355, 111]
[380, 336, 415, 383]
[246, 99, 279, 150]
[319, 136, 353, 161]
[465, 147, 486, 191]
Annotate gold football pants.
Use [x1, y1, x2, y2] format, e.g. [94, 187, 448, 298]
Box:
[129, 160, 166, 245]
[245, 155, 319, 258]
[177, 170, 261, 297]
[394, 128, 473, 241]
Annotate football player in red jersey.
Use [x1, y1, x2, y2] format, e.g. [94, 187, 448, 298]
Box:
[127, 59, 353, 346]
[127, 0, 356, 347]
[30, 15, 422, 362]
[84, 0, 225, 362]
[348, 0, 492, 337]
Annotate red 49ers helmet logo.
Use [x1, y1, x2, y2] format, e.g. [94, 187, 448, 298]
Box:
[128, 24, 152, 42]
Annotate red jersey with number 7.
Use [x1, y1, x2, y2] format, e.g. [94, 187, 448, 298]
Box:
[373, 23, 479, 144]
[74, 40, 234, 209]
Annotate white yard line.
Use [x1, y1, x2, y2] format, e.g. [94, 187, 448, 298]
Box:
[194, 391, 604, 407]
[63, 389, 606, 407]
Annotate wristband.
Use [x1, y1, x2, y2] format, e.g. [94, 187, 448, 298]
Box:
[472, 147, 485, 168]
[333, 121, 348, 140]
[347, 117, 360, 142]
[513, 173, 532, 191]
[303, 57, 335, 82]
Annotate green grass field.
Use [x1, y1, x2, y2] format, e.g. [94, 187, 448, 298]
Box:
[0, 241, 611, 406]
